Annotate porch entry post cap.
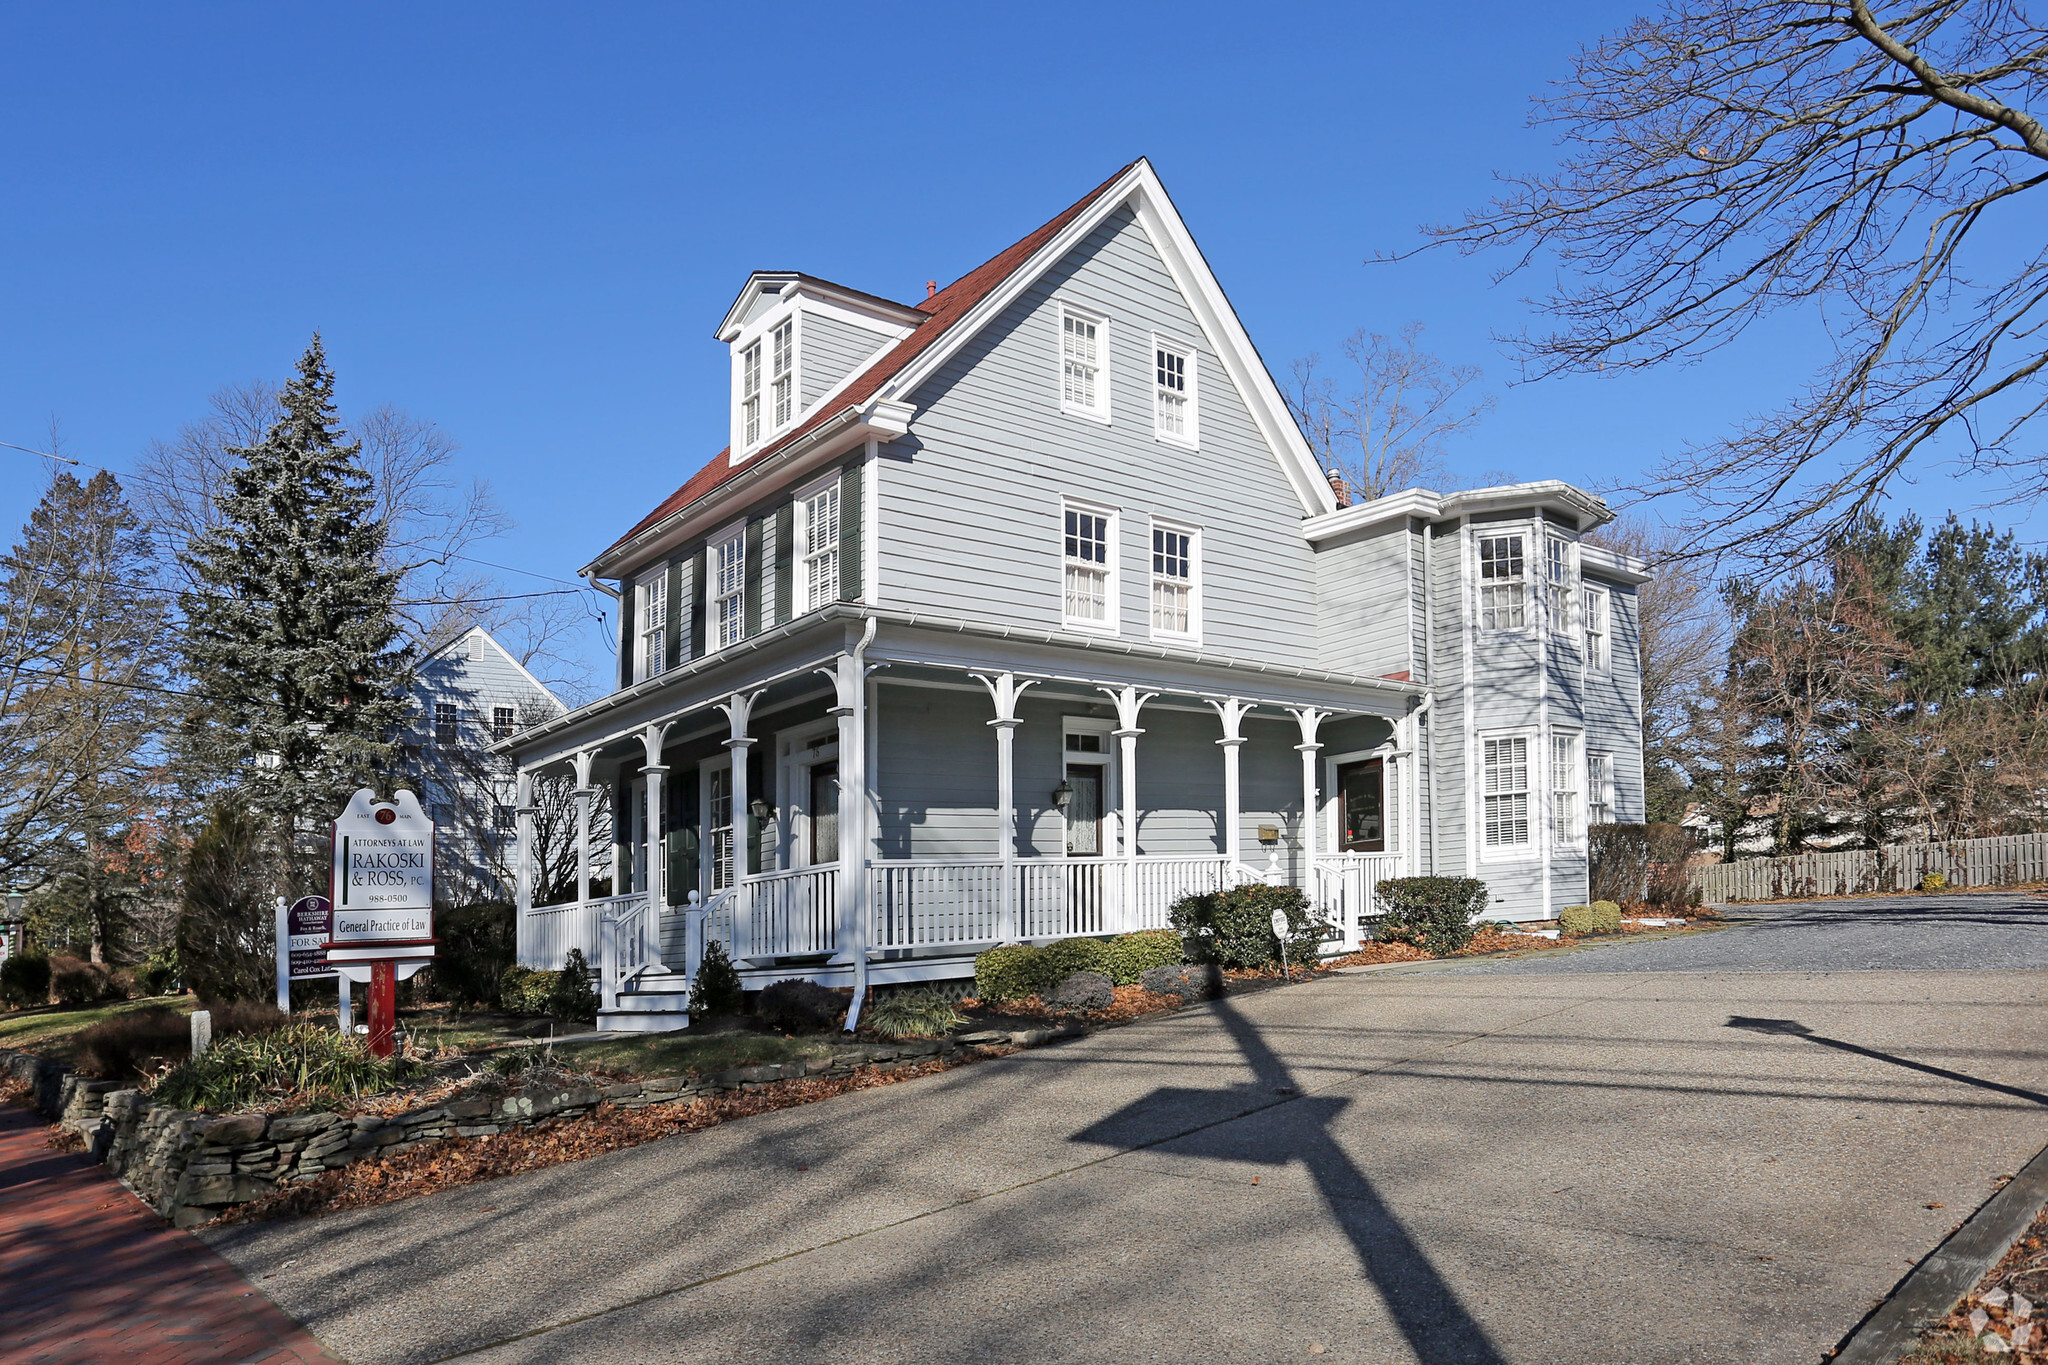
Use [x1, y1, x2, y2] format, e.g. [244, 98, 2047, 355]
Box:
[515, 804, 538, 816]
[723, 737, 756, 750]
[642, 763, 672, 774]
[987, 717, 1023, 730]
[1215, 736, 1247, 748]
[1294, 743, 1323, 754]
[1112, 727, 1144, 740]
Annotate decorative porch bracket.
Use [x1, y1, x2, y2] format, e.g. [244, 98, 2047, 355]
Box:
[1101, 684, 1157, 933]
[1286, 706, 1331, 899]
[974, 671, 1039, 943]
[818, 619, 878, 1028]
[1209, 698, 1254, 871]
[571, 748, 597, 908]
[639, 721, 675, 914]
[715, 689, 767, 908]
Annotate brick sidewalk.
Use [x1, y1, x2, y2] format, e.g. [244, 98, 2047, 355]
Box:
[0, 1104, 343, 1365]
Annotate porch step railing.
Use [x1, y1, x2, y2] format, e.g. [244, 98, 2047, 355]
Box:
[594, 892, 656, 1010]
[1311, 852, 1404, 951]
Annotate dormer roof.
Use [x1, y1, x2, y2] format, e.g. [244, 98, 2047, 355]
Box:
[715, 272, 927, 342]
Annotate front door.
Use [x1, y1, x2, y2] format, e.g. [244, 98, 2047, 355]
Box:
[1064, 765, 1105, 856]
[1338, 758, 1386, 853]
[808, 760, 840, 865]
[706, 765, 734, 893]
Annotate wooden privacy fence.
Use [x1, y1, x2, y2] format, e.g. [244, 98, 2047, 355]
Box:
[1689, 832, 2048, 903]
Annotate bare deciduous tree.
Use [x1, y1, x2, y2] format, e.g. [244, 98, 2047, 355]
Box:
[1285, 322, 1494, 501]
[1426, 1, 2048, 560]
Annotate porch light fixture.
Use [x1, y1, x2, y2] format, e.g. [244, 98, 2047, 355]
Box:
[748, 797, 775, 823]
[1051, 779, 1074, 811]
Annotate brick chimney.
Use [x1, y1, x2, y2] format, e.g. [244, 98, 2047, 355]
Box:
[1328, 467, 1351, 508]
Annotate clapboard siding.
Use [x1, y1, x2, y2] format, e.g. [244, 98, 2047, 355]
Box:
[801, 312, 892, 412]
[876, 206, 1320, 666]
[1314, 522, 1412, 677]
[1429, 522, 1467, 876]
[1583, 574, 1646, 823]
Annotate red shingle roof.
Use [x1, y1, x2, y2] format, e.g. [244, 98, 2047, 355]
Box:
[599, 161, 1140, 564]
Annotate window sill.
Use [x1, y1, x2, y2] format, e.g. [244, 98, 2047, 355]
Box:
[1153, 431, 1198, 451]
[1060, 402, 1113, 427]
[1060, 618, 1122, 638]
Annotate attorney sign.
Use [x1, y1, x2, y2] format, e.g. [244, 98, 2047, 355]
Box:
[330, 789, 435, 944]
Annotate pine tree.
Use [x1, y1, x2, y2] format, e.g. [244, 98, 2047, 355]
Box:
[178, 336, 412, 884]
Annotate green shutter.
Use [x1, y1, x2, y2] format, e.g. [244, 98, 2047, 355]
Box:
[839, 462, 864, 601]
[774, 502, 795, 624]
[746, 748, 766, 875]
[665, 560, 683, 671]
[745, 517, 765, 637]
[617, 579, 635, 689]
[689, 548, 707, 659]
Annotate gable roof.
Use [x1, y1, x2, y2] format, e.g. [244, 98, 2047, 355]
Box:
[416, 625, 568, 712]
[592, 158, 1334, 575]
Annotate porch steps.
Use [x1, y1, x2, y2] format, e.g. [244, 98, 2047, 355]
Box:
[597, 968, 694, 1034]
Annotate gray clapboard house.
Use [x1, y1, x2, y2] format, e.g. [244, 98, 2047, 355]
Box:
[498, 160, 1648, 1031]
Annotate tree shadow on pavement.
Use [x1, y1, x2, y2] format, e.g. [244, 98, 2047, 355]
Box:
[1726, 1016, 2048, 1106]
[1071, 995, 1508, 1365]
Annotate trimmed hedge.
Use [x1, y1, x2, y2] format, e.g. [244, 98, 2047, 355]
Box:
[1169, 883, 1324, 970]
[1375, 877, 1489, 956]
[974, 931, 1182, 1002]
[975, 944, 1050, 1003]
[1105, 929, 1182, 985]
[1560, 901, 1622, 935]
[49, 955, 121, 1007]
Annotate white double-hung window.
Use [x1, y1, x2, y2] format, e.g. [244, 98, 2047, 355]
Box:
[799, 481, 840, 612]
[1153, 338, 1194, 443]
[1060, 305, 1108, 419]
[1062, 503, 1115, 629]
[1544, 534, 1574, 633]
[1552, 733, 1581, 847]
[1478, 534, 1527, 630]
[740, 341, 763, 446]
[1482, 735, 1532, 850]
[636, 569, 667, 682]
[1150, 522, 1197, 639]
[713, 530, 746, 649]
[1587, 753, 1615, 828]
[1582, 585, 1611, 670]
[771, 319, 795, 429]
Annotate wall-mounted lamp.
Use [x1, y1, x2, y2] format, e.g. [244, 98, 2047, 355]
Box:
[1051, 779, 1074, 811]
[748, 797, 776, 823]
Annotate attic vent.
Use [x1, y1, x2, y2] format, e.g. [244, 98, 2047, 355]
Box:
[469, 634, 485, 662]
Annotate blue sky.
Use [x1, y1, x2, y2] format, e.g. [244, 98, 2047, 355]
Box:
[0, 2, 2018, 689]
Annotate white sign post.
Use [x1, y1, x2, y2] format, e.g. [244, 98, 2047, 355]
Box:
[1271, 906, 1292, 982]
[325, 789, 436, 1057]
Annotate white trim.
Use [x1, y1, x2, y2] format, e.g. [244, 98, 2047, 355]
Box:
[421, 628, 567, 715]
[1550, 728, 1584, 852]
[861, 442, 880, 607]
[1474, 525, 1532, 634]
[1581, 583, 1612, 673]
[633, 564, 670, 684]
[1323, 744, 1399, 856]
[1302, 480, 1615, 544]
[1149, 331, 1198, 448]
[1059, 714, 1121, 859]
[1059, 496, 1121, 636]
[715, 272, 924, 344]
[1580, 544, 1654, 585]
[776, 717, 842, 869]
[1477, 728, 1539, 864]
[710, 520, 748, 652]
[1146, 515, 1201, 646]
[1057, 300, 1112, 424]
[793, 469, 843, 616]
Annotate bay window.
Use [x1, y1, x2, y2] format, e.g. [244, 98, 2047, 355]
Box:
[1482, 735, 1531, 850]
[1479, 534, 1526, 630]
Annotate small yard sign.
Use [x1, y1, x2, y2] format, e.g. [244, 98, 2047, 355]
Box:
[286, 896, 334, 980]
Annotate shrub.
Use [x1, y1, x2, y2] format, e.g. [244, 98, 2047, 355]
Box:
[498, 966, 557, 1016]
[759, 979, 846, 1033]
[689, 941, 744, 1017]
[1644, 823, 1699, 913]
[865, 989, 965, 1039]
[1589, 824, 1650, 905]
[152, 1022, 401, 1111]
[431, 901, 515, 1008]
[1375, 877, 1489, 956]
[1039, 936, 1114, 981]
[1559, 901, 1622, 935]
[48, 955, 119, 1007]
[1105, 929, 1182, 985]
[135, 945, 181, 997]
[77, 1006, 189, 1080]
[974, 944, 1047, 1003]
[0, 953, 51, 1009]
[1169, 883, 1323, 969]
[547, 948, 599, 1022]
[1921, 871, 1948, 893]
[175, 802, 275, 1004]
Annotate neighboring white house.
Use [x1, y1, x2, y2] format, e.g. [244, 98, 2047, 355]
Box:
[408, 626, 568, 905]
[498, 159, 1649, 1030]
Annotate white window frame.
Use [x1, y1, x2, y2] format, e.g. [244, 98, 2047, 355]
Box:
[1147, 518, 1200, 643]
[1060, 498, 1119, 635]
[712, 524, 747, 650]
[738, 340, 763, 449]
[1544, 533, 1575, 635]
[1479, 731, 1535, 859]
[1058, 302, 1111, 424]
[1587, 752, 1615, 828]
[1151, 333, 1197, 447]
[796, 474, 841, 614]
[1582, 584, 1611, 672]
[1476, 531, 1528, 632]
[1551, 731, 1583, 849]
[636, 566, 668, 683]
[770, 317, 797, 432]
[491, 705, 515, 741]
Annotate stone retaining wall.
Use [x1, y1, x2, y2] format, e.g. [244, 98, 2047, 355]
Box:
[0, 1027, 1076, 1228]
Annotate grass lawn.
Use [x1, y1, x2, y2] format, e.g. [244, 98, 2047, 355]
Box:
[0, 996, 194, 1063]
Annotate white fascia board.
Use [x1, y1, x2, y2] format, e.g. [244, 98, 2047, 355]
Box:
[1438, 480, 1613, 528]
[716, 273, 800, 340]
[1580, 544, 1654, 585]
[1301, 488, 1445, 543]
[718, 273, 923, 342]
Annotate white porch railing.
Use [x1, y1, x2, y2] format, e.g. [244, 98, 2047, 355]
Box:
[1311, 853, 1405, 951]
[738, 865, 839, 961]
[874, 859, 1005, 948]
[524, 898, 604, 972]
[595, 892, 656, 1010]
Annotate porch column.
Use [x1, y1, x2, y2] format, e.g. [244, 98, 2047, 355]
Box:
[1288, 707, 1330, 892]
[818, 619, 877, 1027]
[1102, 685, 1156, 932]
[716, 690, 763, 899]
[639, 724, 670, 909]
[571, 749, 596, 904]
[514, 767, 535, 966]
[1209, 699, 1253, 871]
[976, 672, 1037, 943]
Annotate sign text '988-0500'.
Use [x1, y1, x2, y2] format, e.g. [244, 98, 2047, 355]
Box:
[330, 788, 434, 944]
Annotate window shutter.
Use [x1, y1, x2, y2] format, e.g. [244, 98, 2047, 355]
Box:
[665, 560, 684, 671]
[689, 548, 707, 660]
[745, 517, 765, 637]
[839, 462, 864, 601]
[774, 502, 795, 625]
[746, 747, 766, 876]
[617, 581, 635, 690]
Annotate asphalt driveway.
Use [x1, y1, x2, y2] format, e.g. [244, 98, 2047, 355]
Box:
[205, 892, 2048, 1365]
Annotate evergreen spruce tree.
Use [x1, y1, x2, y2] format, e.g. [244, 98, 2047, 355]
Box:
[179, 336, 412, 885]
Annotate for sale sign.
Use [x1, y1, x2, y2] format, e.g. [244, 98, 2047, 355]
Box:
[330, 789, 435, 945]
[287, 896, 334, 980]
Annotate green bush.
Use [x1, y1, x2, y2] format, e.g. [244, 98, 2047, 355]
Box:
[431, 901, 515, 1008]
[1, 953, 51, 1008]
[974, 944, 1048, 1003]
[136, 945, 181, 997]
[689, 941, 744, 1017]
[548, 948, 599, 1022]
[866, 989, 966, 1039]
[498, 965, 557, 1015]
[1105, 929, 1182, 985]
[49, 955, 120, 1007]
[1169, 883, 1323, 970]
[1040, 936, 1114, 981]
[1375, 877, 1489, 956]
[1921, 871, 1948, 893]
[152, 1022, 402, 1111]
[1560, 901, 1623, 935]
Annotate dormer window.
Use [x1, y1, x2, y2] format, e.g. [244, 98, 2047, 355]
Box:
[741, 341, 763, 446]
[771, 320, 795, 429]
